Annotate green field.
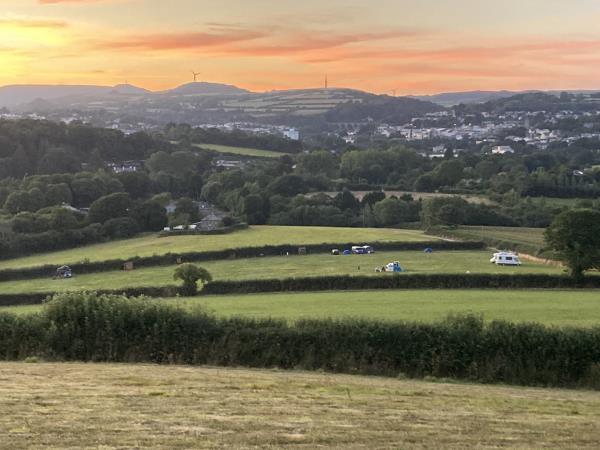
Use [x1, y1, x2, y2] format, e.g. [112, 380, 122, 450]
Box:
[192, 143, 284, 158]
[3, 362, 599, 448]
[0, 226, 432, 270]
[439, 226, 547, 253]
[4, 289, 599, 327]
[0, 250, 564, 295]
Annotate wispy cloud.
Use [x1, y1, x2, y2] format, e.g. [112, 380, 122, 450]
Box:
[0, 17, 68, 28]
[90, 29, 267, 51]
[38, 0, 112, 4]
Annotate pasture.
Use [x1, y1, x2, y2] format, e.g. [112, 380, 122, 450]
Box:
[4, 289, 599, 327]
[0, 225, 432, 270]
[1, 362, 599, 448]
[439, 226, 547, 253]
[0, 250, 564, 295]
[192, 142, 284, 158]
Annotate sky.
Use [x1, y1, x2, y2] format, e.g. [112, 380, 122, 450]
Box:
[1, 0, 600, 94]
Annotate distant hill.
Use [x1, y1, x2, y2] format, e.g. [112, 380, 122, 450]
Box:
[110, 84, 150, 95]
[413, 89, 600, 107]
[454, 91, 600, 114]
[412, 91, 528, 106]
[165, 82, 249, 95]
[1, 83, 444, 131]
[325, 93, 443, 125]
[0, 84, 149, 107]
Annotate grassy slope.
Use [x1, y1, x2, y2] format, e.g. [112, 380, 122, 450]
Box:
[0, 250, 564, 295]
[192, 142, 284, 158]
[4, 289, 600, 327]
[439, 226, 546, 253]
[1, 362, 599, 448]
[0, 226, 431, 270]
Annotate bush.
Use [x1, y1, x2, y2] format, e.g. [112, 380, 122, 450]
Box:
[202, 273, 600, 295]
[2, 292, 600, 389]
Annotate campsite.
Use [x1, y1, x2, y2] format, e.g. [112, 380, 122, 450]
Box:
[4, 0, 600, 446]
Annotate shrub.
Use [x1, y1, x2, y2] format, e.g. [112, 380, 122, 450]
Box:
[1, 292, 600, 389]
[173, 264, 212, 296]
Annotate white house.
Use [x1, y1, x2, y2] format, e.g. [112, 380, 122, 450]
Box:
[491, 145, 515, 155]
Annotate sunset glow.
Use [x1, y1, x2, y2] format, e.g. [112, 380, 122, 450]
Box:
[1, 0, 600, 93]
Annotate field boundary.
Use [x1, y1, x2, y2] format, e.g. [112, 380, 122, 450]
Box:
[0, 240, 485, 282]
[2, 273, 599, 307]
[202, 273, 600, 295]
[3, 293, 600, 390]
[428, 227, 551, 258]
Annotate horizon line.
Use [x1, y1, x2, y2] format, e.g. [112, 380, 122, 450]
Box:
[1, 82, 600, 97]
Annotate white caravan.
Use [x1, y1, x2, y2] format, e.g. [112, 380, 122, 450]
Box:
[490, 251, 522, 266]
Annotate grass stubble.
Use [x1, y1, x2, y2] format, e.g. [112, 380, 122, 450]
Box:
[0, 362, 599, 449]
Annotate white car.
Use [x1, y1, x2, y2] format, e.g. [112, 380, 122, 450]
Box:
[490, 252, 522, 266]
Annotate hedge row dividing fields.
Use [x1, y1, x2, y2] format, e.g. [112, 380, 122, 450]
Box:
[1, 273, 599, 307]
[2, 292, 600, 389]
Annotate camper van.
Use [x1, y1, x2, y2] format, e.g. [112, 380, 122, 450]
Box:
[490, 251, 522, 266]
[351, 245, 375, 254]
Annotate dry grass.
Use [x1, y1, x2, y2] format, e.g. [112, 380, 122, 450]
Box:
[0, 362, 599, 449]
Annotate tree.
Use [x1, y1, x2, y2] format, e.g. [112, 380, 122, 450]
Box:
[46, 183, 73, 206]
[420, 197, 468, 229]
[268, 174, 307, 197]
[545, 209, 600, 281]
[130, 200, 168, 231]
[102, 217, 139, 239]
[434, 160, 464, 187]
[173, 264, 212, 296]
[361, 191, 385, 206]
[334, 190, 359, 212]
[88, 192, 131, 224]
[4, 191, 34, 214]
[174, 197, 199, 223]
[244, 194, 269, 224]
[297, 150, 338, 177]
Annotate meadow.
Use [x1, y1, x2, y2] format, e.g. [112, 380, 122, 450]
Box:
[192, 142, 284, 158]
[3, 289, 599, 327]
[1, 362, 599, 449]
[0, 225, 432, 270]
[438, 226, 547, 253]
[0, 250, 564, 295]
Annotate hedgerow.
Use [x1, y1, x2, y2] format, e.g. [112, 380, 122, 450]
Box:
[1, 292, 600, 389]
[0, 273, 598, 307]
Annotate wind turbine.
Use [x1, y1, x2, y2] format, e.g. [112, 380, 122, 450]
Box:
[191, 71, 201, 82]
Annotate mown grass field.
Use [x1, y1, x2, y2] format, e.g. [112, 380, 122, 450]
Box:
[0, 250, 564, 295]
[0, 226, 432, 270]
[439, 226, 547, 253]
[1, 362, 599, 449]
[192, 142, 284, 158]
[4, 289, 599, 327]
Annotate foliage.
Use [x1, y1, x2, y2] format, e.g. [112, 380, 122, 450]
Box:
[2, 292, 600, 389]
[545, 209, 600, 280]
[173, 264, 212, 295]
[88, 193, 132, 224]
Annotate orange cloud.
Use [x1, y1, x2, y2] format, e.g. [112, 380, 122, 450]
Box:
[39, 0, 110, 3]
[91, 29, 267, 51]
[0, 18, 68, 28]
